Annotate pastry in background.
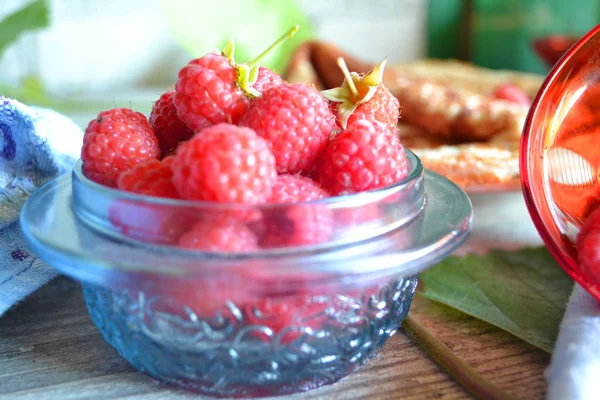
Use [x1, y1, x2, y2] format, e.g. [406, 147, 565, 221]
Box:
[398, 123, 521, 192]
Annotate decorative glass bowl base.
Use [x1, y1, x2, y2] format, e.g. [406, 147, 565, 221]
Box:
[83, 276, 417, 398]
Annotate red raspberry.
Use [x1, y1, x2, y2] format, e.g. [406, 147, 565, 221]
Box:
[331, 83, 399, 132]
[171, 123, 277, 203]
[240, 83, 335, 174]
[156, 278, 258, 322]
[262, 206, 333, 248]
[174, 53, 248, 132]
[174, 28, 297, 132]
[318, 120, 409, 195]
[238, 269, 338, 343]
[323, 58, 399, 131]
[81, 108, 160, 187]
[492, 83, 531, 107]
[149, 91, 194, 156]
[244, 295, 329, 342]
[302, 164, 320, 181]
[117, 158, 178, 198]
[269, 174, 328, 203]
[578, 207, 600, 282]
[260, 174, 332, 248]
[178, 219, 258, 252]
[109, 201, 194, 245]
[253, 67, 284, 95]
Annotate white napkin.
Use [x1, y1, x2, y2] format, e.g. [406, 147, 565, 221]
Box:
[547, 284, 600, 400]
[0, 97, 83, 316]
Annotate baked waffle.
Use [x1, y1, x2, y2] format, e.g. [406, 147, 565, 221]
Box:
[284, 41, 545, 192]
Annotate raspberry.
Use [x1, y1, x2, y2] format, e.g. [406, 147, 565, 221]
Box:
[331, 83, 399, 132]
[239, 269, 336, 342]
[253, 67, 284, 95]
[158, 278, 257, 322]
[178, 219, 258, 252]
[240, 83, 335, 174]
[117, 158, 178, 198]
[81, 108, 160, 187]
[261, 174, 332, 248]
[262, 206, 333, 248]
[163, 273, 329, 344]
[583, 188, 600, 221]
[492, 83, 531, 107]
[318, 120, 409, 195]
[269, 174, 329, 203]
[174, 28, 298, 132]
[578, 206, 600, 282]
[109, 201, 194, 245]
[244, 295, 329, 341]
[171, 123, 277, 203]
[149, 91, 194, 156]
[174, 53, 248, 131]
[302, 164, 319, 181]
[322, 58, 399, 131]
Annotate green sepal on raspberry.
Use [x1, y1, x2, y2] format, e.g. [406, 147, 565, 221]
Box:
[321, 57, 389, 130]
[223, 25, 298, 98]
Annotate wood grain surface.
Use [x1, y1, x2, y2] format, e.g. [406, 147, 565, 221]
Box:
[0, 277, 549, 400]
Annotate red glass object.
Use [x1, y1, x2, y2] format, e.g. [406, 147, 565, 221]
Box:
[522, 24, 600, 300]
[532, 35, 580, 68]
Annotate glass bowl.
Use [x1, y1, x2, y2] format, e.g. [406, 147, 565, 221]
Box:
[20, 150, 472, 398]
[522, 24, 600, 301]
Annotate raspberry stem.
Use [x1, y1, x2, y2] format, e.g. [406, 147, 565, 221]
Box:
[337, 57, 360, 99]
[247, 25, 300, 68]
[236, 25, 300, 97]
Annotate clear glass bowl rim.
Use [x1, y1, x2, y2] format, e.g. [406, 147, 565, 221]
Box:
[71, 150, 424, 210]
[21, 168, 472, 291]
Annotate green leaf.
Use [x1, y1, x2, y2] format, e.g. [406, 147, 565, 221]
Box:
[419, 247, 574, 353]
[0, 0, 49, 56]
[0, 1, 51, 109]
[158, 0, 315, 73]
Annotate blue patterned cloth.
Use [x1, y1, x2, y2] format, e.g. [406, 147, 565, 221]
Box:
[0, 97, 82, 315]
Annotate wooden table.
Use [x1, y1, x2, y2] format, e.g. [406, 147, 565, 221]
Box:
[0, 276, 549, 400]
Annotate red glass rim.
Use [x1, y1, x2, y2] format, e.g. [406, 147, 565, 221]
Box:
[521, 23, 600, 299]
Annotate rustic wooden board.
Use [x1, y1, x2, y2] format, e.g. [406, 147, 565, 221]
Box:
[0, 277, 548, 400]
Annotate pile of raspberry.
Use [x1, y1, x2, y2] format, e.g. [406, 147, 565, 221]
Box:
[81, 27, 409, 252]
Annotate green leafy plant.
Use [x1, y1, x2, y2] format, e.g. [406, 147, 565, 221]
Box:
[418, 247, 573, 353]
[158, 0, 314, 73]
[0, 0, 54, 106]
[0, 0, 49, 54]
